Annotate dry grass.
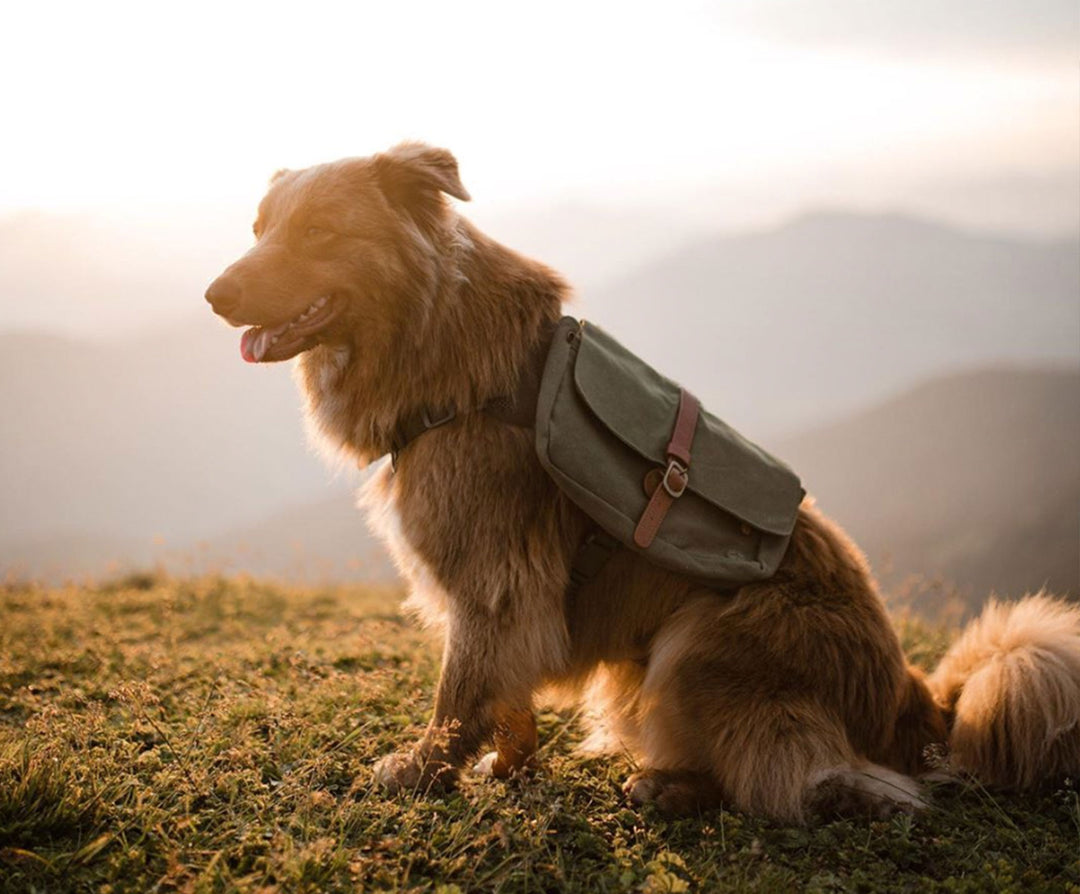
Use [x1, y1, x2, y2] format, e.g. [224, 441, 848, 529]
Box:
[0, 574, 1077, 892]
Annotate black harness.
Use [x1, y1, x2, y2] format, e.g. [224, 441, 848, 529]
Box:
[385, 320, 616, 596]
[388, 322, 553, 470]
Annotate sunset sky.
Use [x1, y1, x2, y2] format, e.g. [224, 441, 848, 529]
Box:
[2, 0, 1076, 229]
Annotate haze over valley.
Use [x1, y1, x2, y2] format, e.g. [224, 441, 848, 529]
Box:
[2, 203, 1076, 609]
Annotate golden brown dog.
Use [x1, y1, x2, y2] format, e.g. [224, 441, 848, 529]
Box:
[206, 142, 1080, 822]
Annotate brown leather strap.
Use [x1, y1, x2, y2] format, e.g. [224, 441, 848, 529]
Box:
[666, 388, 699, 466]
[633, 389, 699, 549]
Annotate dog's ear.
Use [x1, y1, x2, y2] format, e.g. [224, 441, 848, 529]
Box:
[372, 143, 471, 212]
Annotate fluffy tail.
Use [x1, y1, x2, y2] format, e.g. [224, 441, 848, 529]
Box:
[928, 594, 1080, 788]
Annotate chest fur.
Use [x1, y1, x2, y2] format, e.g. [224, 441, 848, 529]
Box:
[296, 346, 375, 465]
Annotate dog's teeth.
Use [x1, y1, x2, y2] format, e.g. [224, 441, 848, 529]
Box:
[254, 330, 272, 361]
[315, 296, 328, 308]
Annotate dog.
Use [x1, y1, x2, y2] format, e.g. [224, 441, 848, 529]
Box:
[206, 142, 1080, 822]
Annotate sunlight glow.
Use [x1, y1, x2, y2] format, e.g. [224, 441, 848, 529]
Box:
[1, 1, 1074, 213]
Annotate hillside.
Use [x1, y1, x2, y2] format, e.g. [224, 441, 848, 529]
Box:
[207, 492, 397, 583]
[585, 211, 1078, 436]
[1, 576, 1076, 892]
[0, 324, 357, 547]
[777, 367, 1079, 607]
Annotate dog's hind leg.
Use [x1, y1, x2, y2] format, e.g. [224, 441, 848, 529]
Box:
[630, 670, 924, 822]
[624, 594, 924, 823]
[624, 768, 725, 814]
[804, 763, 925, 819]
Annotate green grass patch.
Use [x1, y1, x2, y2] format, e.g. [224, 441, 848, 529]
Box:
[0, 575, 1076, 892]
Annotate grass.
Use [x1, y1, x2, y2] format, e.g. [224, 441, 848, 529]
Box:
[0, 574, 1077, 893]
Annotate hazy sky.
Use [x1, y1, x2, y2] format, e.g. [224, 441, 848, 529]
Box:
[1, 0, 1075, 220]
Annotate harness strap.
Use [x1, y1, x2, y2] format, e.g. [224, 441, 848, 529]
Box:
[567, 527, 620, 594]
[390, 406, 457, 469]
[632, 388, 700, 549]
[386, 318, 620, 595]
[389, 321, 554, 470]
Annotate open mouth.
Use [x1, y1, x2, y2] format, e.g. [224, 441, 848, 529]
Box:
[240, 296, 340, 363]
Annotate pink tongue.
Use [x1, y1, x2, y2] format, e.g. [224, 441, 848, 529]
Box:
[240, 328, 260, 363]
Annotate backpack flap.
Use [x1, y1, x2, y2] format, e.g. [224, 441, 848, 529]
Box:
[536, 318, 805, 585]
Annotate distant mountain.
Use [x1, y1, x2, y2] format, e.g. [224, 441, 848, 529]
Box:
[2, 210, 1076, 590]
[205, 490, 397, 583]
[0, 324, 357, 547]
[585, 211, 1079, 437]
[0, 530, 157, 583]
[0, 494, 400, 586]
[776, 367, 1080, 611]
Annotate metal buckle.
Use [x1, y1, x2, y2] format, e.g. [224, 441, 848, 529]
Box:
[421, 407, 456, 429]
[661, 458, 688, 498]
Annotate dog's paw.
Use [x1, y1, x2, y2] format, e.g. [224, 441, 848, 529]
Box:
[624, 768, 723, 815]
[374, 750, 456, 794]
[473, 751, 500, 777]
[805, 764, 926, 821]
[374, 750, 423, 792]
[624, 770, 665, 805]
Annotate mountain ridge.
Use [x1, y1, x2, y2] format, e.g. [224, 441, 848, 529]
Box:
[4, 365, 1075, 608]
[776, 365, 1079, 608]
[2, 209, 1076, 603]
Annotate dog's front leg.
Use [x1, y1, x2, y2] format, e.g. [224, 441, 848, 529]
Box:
[374, 613, 536, 794]
[478, 702, 538, 778]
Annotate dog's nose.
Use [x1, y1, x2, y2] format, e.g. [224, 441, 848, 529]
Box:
[205, 275, 241, 317]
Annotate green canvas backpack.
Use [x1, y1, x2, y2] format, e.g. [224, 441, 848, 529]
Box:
[389, 315, 805, 588]
[535, 317, 805, 586]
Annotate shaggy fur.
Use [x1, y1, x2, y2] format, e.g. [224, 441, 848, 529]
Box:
[206, 142, 1080, 823]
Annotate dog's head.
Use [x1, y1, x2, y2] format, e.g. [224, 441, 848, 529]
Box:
[205, 142, 470, 364]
